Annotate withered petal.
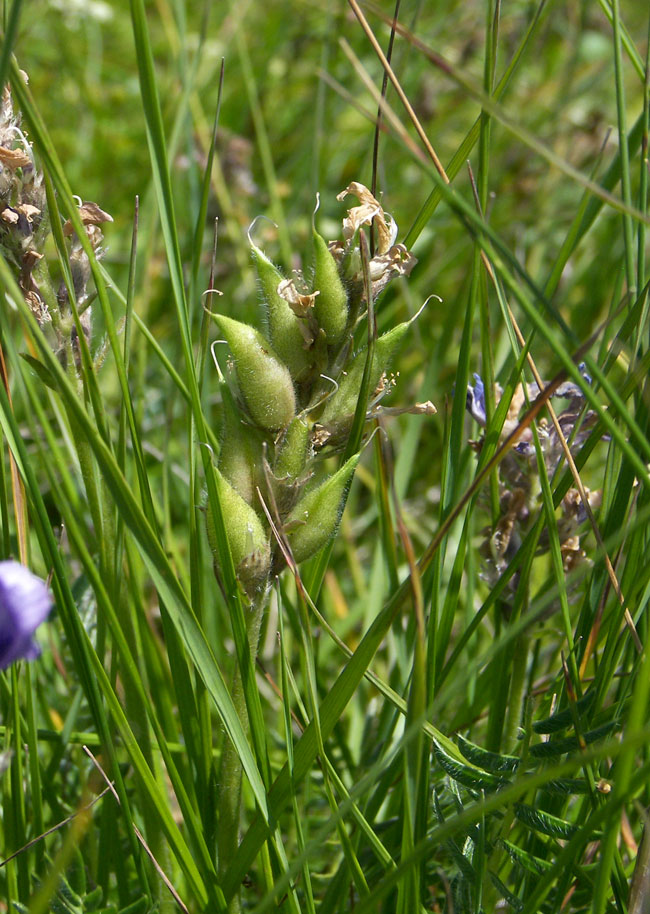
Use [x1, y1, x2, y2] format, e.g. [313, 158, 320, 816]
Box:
[78, 201, 113, 225]
[17, 203, 40, 222]
[0, 145, 31, 168]
[1, 207, 19, 224]
[22, 249, 43, 270]
[369, 244, 417, 280]
[63, 201, 113, 236]
[277, 278, 319, 318]
[337, 181, 394, 253]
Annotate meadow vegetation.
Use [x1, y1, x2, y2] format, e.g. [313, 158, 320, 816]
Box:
[0, 1, 649, 912]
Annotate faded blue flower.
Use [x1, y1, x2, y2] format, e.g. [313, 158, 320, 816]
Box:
[0, 561, 52, 671]
[466, 373, 486, 426]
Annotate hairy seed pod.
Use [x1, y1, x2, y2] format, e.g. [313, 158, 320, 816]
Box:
[275, 416, 311, 480]
[313, 229, 348, 346]
[251, 244, 312, 379]
[319, 318, 410, 427]
[271, 417, 313, 516]
[285, 453, 359, 563]
[218, 382, 262, 506]
[206, 469, 270, 594]
[213, 314, 296, 430]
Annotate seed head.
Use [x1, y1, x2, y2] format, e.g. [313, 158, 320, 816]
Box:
[312, 228, 348, 346]
[285, 454, 360, 563]
[206, 470, 271, 596]
[213, 313, 296, 430]
[251, 242, 313, 380]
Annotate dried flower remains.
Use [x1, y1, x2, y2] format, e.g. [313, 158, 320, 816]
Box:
[0, 76, 112, 366]
[466, 367, 602, 589]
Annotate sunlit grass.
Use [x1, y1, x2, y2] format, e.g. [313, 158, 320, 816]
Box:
[0, 1, 648, 912]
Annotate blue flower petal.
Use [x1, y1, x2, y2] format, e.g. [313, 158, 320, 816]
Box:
[466, 373, 487, 426]
[0, 561, 52, 671]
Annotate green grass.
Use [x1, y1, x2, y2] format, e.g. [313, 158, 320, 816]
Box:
[0, 0, 649, 912]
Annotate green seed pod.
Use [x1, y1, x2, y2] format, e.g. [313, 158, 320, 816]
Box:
[313, 229, 348, 346]
[275, 416, 311, 480]
[251, 244, 312, 379]
[218, 381, 262, 506]
[270, 417, 312, 516]
[319, 318, 410, 427]
[206, 468, 271, 594]
[285, 453, 359, 563]
[213, 313, 296, 430]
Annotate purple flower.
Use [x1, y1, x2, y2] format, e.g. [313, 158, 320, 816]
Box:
[0, 561, 52, 671]
[466, 373, 486, 426]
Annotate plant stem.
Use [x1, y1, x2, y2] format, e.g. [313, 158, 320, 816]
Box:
[504, 632, 529, 753]
[217, 589, 267, 914]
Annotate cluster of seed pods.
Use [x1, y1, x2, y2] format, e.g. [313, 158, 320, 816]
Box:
[206, 183, 418, 597]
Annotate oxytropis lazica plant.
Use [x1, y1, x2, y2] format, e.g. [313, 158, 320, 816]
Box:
[204, 182, 426, 888]
[206, 181, 420, 598]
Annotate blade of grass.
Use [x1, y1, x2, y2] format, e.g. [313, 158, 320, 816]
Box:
[0, 365, 152, 902]
[354, 0, 650, 229]
[0, 254, 270, 826]
[611, 0, 636, 295]
[128, 0, 273, 797]
[0, 0, 22, 102]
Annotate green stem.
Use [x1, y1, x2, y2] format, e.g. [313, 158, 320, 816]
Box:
[504, 632, 529, 752]
[68, 410, 105, 558]
[217, 589, 267, 914]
